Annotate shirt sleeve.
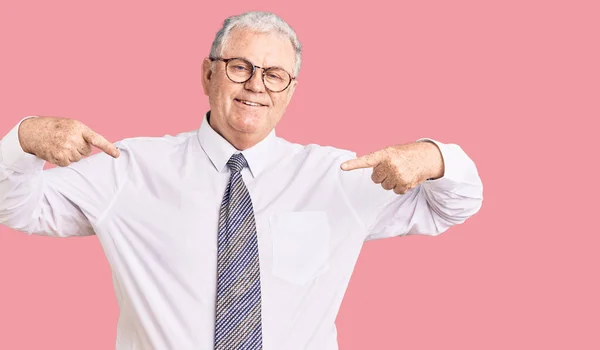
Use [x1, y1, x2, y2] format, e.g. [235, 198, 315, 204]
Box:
[336, 138, 483, 241]
[0, 117, 131, 237]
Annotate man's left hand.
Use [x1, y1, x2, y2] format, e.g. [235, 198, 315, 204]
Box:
[340, 141, 445, 194]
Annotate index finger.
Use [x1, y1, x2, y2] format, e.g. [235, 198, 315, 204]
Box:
[83, 129, 120, 158]
[340, 150, 385, 171]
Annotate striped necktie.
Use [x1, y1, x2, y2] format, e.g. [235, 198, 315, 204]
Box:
[214, 153, 263, 350]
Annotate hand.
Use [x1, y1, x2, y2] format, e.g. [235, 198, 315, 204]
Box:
[340, 141, 444, 194]
[18, 117, 120, 167]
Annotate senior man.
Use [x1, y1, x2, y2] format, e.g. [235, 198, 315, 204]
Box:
[0, 11, 483, 350]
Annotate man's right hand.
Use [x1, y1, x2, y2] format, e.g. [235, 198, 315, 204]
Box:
[18, 117, 120, 167]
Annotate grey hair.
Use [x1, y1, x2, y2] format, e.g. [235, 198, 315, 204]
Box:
[209, 11, 302, 77]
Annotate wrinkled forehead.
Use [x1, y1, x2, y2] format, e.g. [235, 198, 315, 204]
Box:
[221, 28, 296, 74]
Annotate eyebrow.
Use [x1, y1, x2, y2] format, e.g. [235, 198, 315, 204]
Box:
[236, 56, 294, 76]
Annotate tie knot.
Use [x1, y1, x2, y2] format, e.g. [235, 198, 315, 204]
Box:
[227, 153, 248, 173]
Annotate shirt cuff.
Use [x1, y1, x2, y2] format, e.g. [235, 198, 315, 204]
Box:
[1, 116, 46, 173]
[416, 137, 466, 191]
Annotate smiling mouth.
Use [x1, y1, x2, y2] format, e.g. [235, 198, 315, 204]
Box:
[234, 98, 266, 107]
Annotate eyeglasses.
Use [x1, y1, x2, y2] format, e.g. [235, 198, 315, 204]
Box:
[209, 57, 296, 93]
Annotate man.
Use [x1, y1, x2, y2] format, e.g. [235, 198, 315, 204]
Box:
[0, 11, 483, 350]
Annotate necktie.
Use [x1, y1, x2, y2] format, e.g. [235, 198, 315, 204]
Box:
[214, 153, 263, 350]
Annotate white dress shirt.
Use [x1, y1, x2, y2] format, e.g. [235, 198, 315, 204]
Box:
[0, 112, 483, 350]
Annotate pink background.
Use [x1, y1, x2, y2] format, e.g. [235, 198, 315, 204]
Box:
[1, 0, 598, 349]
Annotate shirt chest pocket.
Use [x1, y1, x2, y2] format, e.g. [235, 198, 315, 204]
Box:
[268, 211, 331, 286]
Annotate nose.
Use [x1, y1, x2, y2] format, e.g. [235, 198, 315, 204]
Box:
[244, 68, 266, 93]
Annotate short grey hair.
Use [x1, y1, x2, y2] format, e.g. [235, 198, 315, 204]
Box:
[209, 11, 302, 77]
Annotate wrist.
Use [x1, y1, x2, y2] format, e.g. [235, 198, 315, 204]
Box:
[18, 117, 37, 155]
[419, 140, 445, 180]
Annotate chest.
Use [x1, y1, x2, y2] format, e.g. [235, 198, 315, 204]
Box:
[107, 166, 366, 287]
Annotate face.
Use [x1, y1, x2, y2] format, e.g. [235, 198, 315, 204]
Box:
[202, 28, 298, 149]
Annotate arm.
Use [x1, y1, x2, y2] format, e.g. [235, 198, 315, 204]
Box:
[337, 139, 483, 241]
[0, 117, 130, 237]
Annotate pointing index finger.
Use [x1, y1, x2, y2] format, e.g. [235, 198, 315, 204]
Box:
[83, 129, 120, 158]
[340, 149, 386, 171]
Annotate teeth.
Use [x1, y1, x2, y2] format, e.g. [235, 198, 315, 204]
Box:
[239, 99, 260, 106]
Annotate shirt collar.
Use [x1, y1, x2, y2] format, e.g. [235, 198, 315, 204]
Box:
[197, 111, 278, 178]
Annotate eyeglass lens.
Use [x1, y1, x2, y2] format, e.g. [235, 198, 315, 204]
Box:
[226, 58, 291, 92]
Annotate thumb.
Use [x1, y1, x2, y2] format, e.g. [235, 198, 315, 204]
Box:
[82, 129, 120, 158]
[340, 149, 386, 171]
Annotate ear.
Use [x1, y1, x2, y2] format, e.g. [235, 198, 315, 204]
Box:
[201, 58, 213, 96]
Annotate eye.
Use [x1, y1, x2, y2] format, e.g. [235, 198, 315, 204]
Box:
[267, 72, 284, 81]
[232, 65, 250, 72]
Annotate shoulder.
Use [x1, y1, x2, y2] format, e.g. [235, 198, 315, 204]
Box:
[114, 130, 197, 155]
[275, 136, 357, 165]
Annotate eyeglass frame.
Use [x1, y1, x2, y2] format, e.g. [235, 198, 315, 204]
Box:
[209, 56, 296, 93]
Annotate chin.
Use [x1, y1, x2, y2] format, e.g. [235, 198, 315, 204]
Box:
[229, 114, 265, 134]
